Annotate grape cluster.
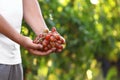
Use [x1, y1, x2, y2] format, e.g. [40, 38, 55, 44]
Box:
[33, 27, 65, 52]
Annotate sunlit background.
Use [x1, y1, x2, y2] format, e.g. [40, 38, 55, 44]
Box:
[21, 0, 120, 80]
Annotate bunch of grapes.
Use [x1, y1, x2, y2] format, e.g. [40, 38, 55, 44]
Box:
[33, 27, 65, 52]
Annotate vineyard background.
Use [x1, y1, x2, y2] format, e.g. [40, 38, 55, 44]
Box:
[21, 0, 120, 80]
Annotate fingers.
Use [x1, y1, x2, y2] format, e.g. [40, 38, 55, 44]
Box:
[30, 43, 43, 50]
[29, 49, 49, 56]
[28, 48, 56, 56]
[23, 37, 43, 50]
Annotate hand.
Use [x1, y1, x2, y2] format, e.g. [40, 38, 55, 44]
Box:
[33, 27, 66, 53]
[21, 36, 55, 56]
[28, 48, 56, 56]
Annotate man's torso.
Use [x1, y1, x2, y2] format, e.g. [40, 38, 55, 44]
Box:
[0, 0, 23, 65]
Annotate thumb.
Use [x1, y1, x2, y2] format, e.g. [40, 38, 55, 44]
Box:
[22, 36, 43, 50]
[30, 43, 43, 50]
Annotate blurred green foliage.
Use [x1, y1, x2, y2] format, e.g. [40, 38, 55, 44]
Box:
[21, 0, 120, 80]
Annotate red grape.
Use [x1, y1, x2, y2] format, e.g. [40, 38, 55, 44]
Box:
[42, 40, 49, 47]
[54, 34, 60, 40]
[55, 49, 62, 53]
[33, 27, 65, 52]
[57, 40, 62, 44]
[51, 27, 56, 32]
[45, 34, 51, 40]
[50, 36, 55, 42]
[47, 44, 52, 49]
[44, 47, 49, 51]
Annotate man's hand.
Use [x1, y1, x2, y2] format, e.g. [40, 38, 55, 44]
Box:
[21, 36, 55, 56]
[23, 0, 49, 35]
[33, 27, 66, 53]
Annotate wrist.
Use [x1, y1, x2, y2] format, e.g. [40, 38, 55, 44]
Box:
[18, 34, 26, 47]
[37, 28, 49, 36]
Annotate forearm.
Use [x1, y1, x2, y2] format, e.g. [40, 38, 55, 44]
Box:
[0, 15, 25, 46]
[23, 0, 48, 35]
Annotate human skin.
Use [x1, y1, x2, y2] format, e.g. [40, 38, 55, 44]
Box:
[0, 0, 55, 56]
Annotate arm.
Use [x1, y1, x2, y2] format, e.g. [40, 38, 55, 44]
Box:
[23, 0, 49, 35]
[23, 0, 66, 53]
[0, 15, 24, 46]
[0, 15, 53, 56]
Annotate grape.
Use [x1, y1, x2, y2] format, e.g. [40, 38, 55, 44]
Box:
[45, 34, 50, 40]
[57, 40, 62, 44]
[58, 45, 63, 49]
[54, 34, 60, 40]
[33, 27, 66, 52]
[55, 49, 62, 53]
[50, 42, 55, 48]
[51, 27, 56, 32]
[42, 39, 49, 47]
[50, 36, 55, 42]
[47, 44, 52, 49]
[44, 47, 49, 51]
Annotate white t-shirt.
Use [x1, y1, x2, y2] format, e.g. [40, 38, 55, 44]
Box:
[0, 0, 23, 65]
